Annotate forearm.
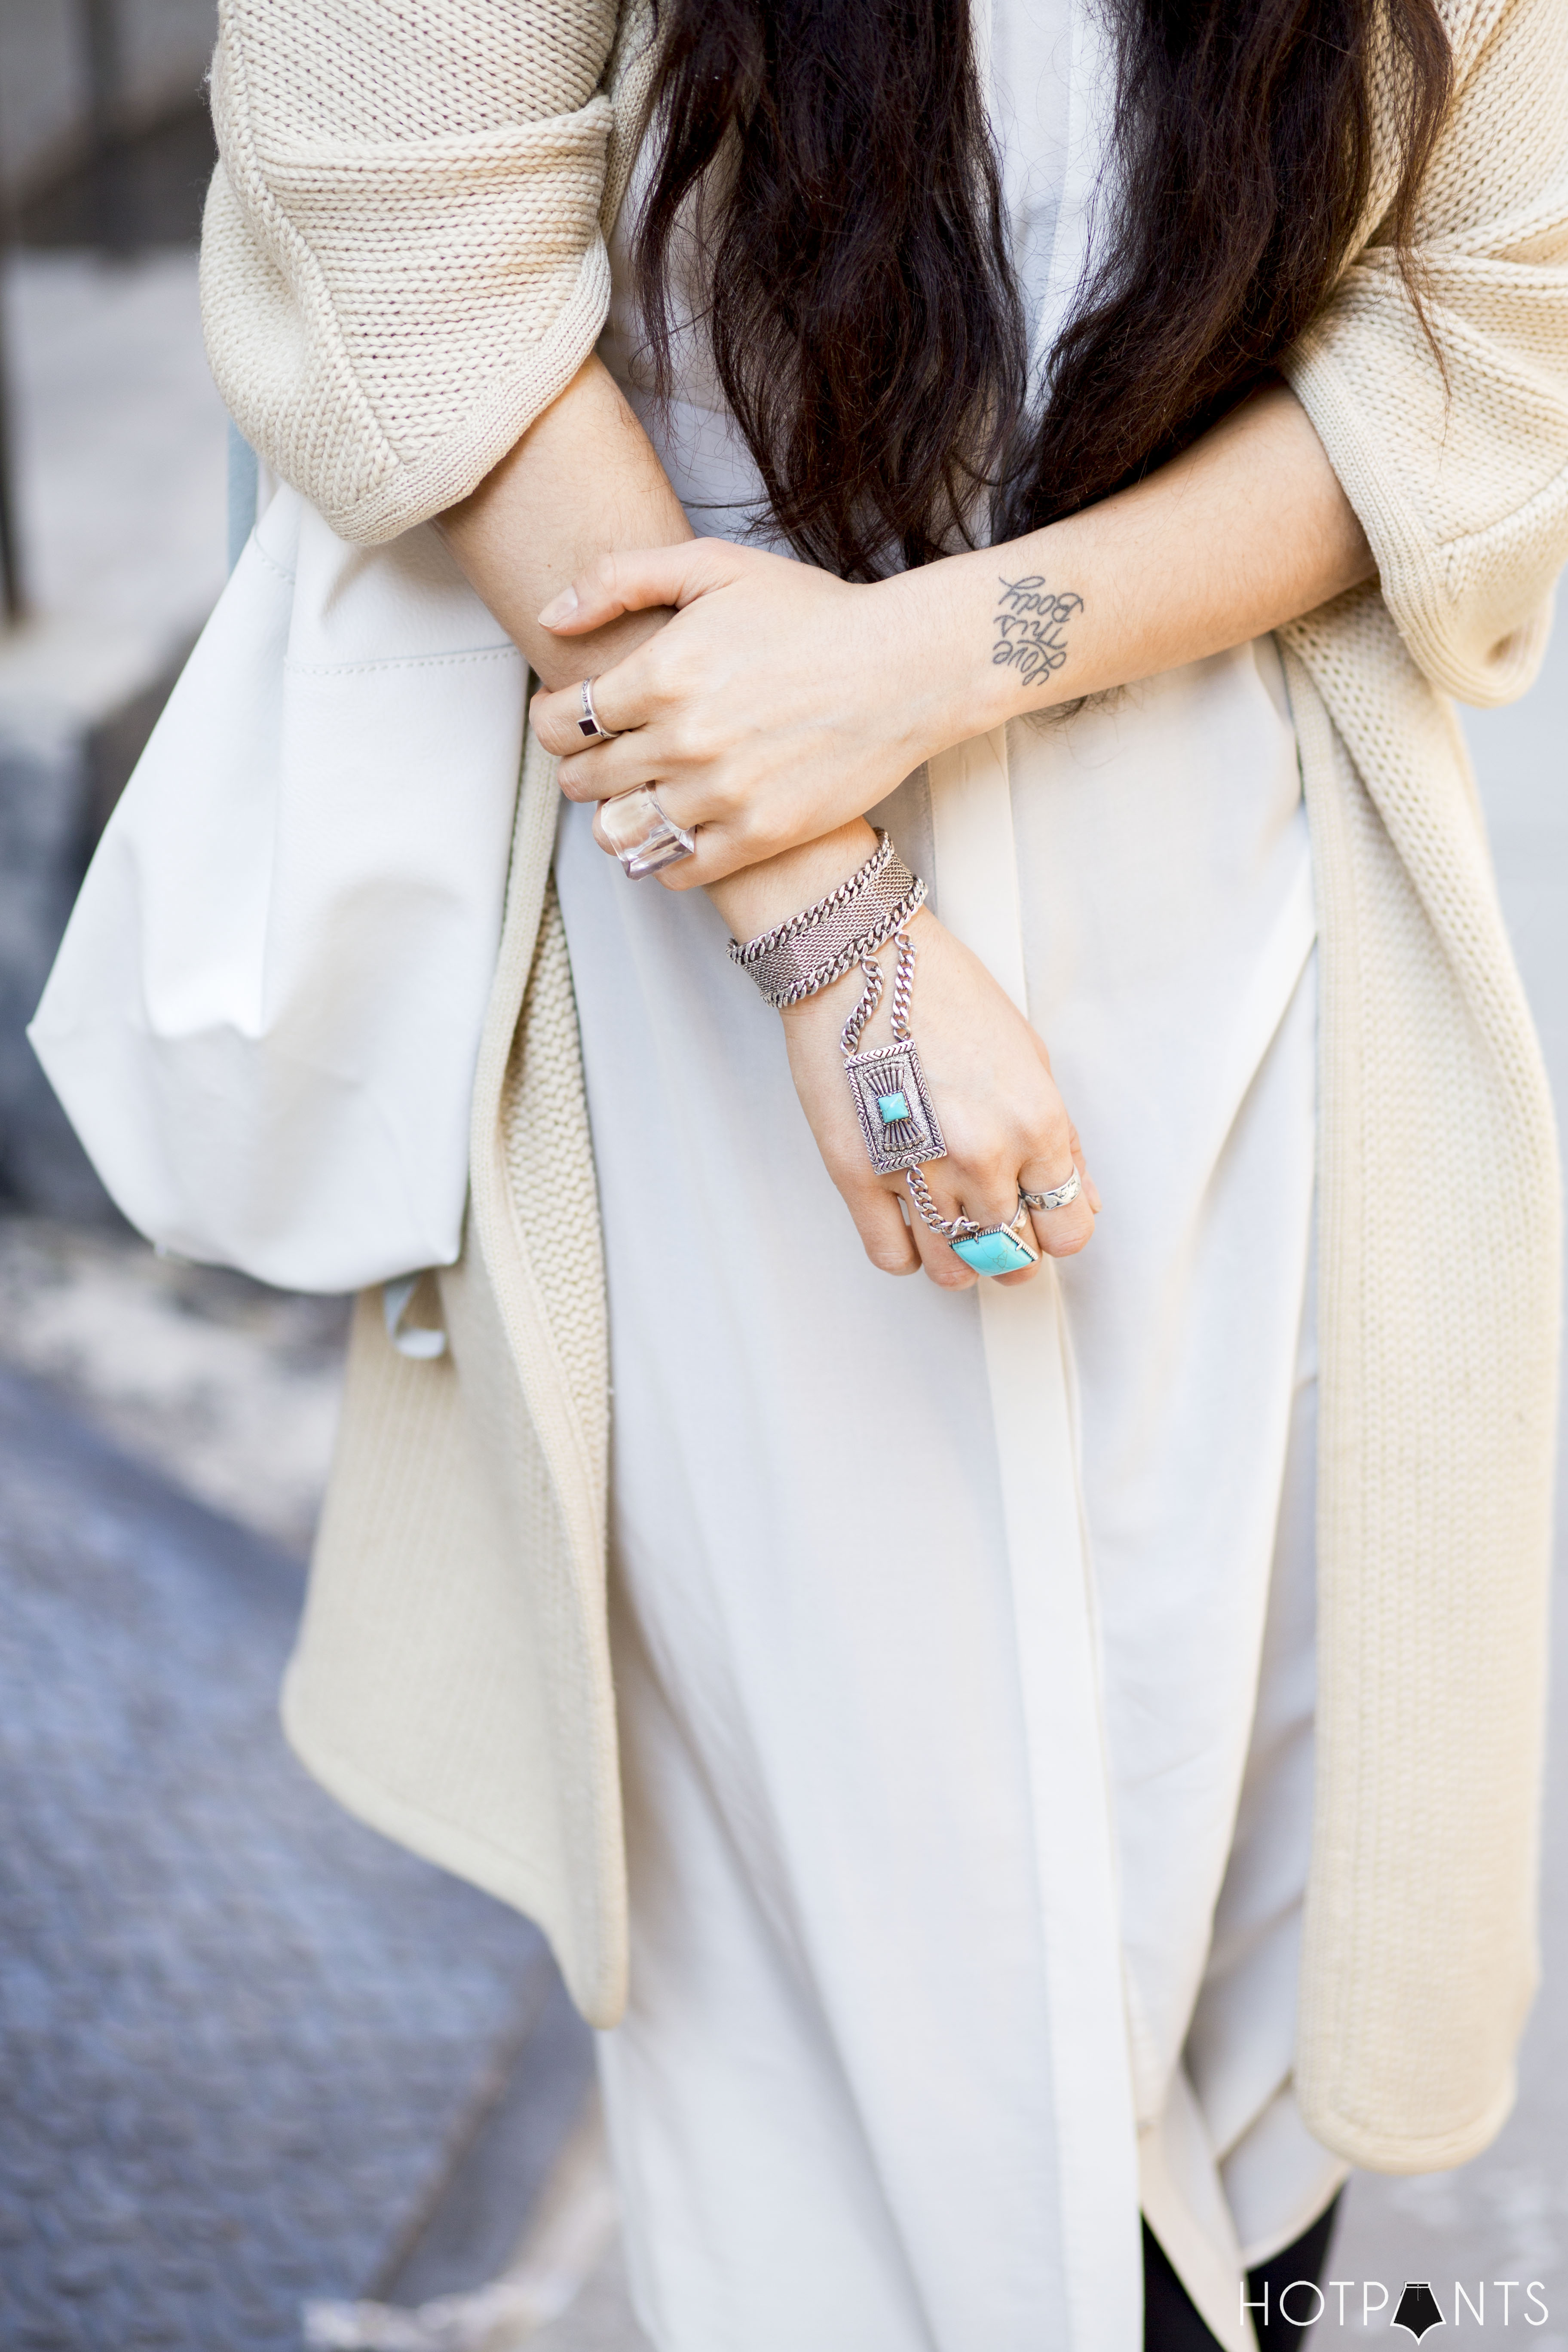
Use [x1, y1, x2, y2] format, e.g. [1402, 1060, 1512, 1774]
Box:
[438, 356, 689, 688]
[528, 378, 1372, 890]
[900, 382, 1373, 753]
[439, 356, 874, 933]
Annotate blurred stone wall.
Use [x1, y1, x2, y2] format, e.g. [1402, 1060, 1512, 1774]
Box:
[0, 0, 216, 209]
[0, 0, 226, 1215]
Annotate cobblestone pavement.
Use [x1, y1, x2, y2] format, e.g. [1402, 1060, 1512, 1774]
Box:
[0, 1362, 588, 2352]
[0, 1217, 348, 1555]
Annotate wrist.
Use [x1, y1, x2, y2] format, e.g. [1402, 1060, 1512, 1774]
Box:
[867, 564, 998, 762]
[877, 528, 1093, 757]
[706, 818, 878, 943]
[869, 554, 1015, 759]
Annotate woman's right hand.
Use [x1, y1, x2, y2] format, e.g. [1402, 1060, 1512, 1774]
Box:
[779, 906, 1099, 1287]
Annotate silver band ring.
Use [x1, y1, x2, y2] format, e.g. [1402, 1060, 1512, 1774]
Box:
[578, 676, 621, 741]
[1020, 1168, 1082, 1213]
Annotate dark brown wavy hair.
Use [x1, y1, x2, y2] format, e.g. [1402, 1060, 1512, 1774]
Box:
[633, 0, 1451, 579]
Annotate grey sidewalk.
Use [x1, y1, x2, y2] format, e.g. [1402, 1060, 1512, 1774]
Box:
[0, 1360, 595, 2352]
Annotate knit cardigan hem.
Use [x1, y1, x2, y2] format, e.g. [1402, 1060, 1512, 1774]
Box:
[1298, 2067, 1518, 2176]
[212, 238, 615, 547]
[279, 1673, 621, 2029]
[1285, 332, 1556, 707]
[329, 239, 612, 545]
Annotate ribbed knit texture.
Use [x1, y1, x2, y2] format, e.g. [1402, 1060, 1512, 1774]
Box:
[500, 877, 610, 1512]
[287, 737, 625, 2027]
[257, 0, 1568, 2160]
[1272, 0, 1568, 2162]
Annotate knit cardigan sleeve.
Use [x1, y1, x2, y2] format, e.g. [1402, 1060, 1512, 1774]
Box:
[1284, 0, 1568, 706]
[199, 0, 634, 545]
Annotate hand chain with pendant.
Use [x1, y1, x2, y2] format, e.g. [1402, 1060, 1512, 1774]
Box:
[842, 931, 1038, 1265]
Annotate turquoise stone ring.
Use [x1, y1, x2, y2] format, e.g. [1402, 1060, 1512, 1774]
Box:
[951, 1225, 1038, 1276]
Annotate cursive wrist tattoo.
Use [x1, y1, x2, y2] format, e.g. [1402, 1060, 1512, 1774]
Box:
[991, 575, 1084, 691]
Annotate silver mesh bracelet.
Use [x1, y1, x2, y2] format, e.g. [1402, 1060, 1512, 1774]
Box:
[727, 830, 928, 1009]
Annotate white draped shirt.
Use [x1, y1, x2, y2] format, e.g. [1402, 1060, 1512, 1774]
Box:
[562, 6, 1348, 2346]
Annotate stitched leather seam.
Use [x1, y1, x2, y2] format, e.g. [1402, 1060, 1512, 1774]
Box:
[282, 647, 521, 677]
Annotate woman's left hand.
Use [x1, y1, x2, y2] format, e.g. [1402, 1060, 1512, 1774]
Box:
[524, 384, 1374, 888]
[527, 539, 960, 887]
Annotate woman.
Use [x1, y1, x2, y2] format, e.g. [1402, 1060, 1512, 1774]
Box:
[201, 0, 1567, 2346]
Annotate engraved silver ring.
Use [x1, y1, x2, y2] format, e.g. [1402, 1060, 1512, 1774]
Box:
[577, 676, 622, 741]
[1020, 1169, 1082, 1213]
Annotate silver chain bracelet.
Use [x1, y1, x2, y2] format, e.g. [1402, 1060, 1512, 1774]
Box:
[728, 830, 927, 1010]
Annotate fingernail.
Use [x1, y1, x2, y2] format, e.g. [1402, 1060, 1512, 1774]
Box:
[537, 586, 578, 628]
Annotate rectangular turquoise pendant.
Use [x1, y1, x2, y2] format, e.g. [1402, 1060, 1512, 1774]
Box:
[844, 1039, 946, 1174]
[951, 1225, 1038, 1276]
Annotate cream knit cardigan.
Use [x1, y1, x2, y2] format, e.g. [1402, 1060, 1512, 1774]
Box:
[201, 0, 1568, 2173]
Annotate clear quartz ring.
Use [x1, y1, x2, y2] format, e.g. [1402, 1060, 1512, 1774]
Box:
[1020, 1168, 1082, 1213]
[598, 784, 697, 879]
[577, 676, 621, 740]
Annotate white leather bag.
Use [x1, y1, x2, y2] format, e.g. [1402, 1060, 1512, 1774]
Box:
[29, 488, 526, 1293]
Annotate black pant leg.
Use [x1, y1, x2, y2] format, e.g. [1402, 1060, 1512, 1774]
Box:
[1245, 2196, 1342, 2348]
[1143, 2192, 1343, 2352]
